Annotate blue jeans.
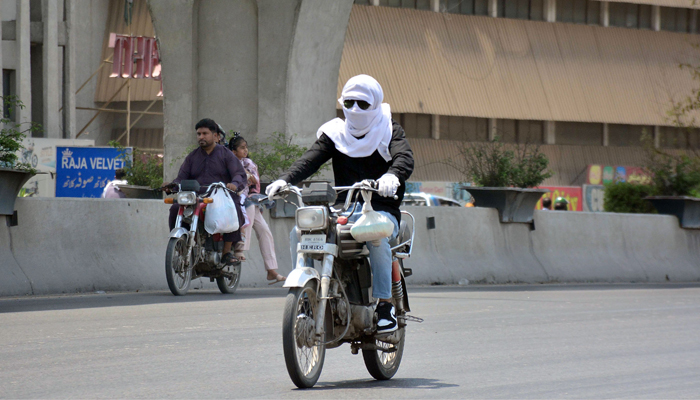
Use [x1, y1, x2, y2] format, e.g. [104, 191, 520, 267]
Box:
[290, 210, 399, 300]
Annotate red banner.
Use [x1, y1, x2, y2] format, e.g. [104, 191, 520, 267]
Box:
[536, 186, 583, 211]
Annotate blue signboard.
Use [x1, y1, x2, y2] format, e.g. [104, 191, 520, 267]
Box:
[56, 147, 132, 198]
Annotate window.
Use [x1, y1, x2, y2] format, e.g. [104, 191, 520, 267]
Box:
[496, 119, 517, 142]
[661, 126, 700, 149]
[2, 69, 16, 121]
[660, 6, 697, 33]
[416, 0, 431, 10]
[379, 0, 430, 9]
[608, 3, 655, 29]
[557, 0, 595, 25]
[397, 113, 432, 138]
[443, 0, 489, 16]
[494, 119, 545, 143]
[556, 122, 603, 146]
[498, 0, 544, 21]
[438, 115, 489, 141]
[608, 124, 651, 147]
[517, 120, 544, 144]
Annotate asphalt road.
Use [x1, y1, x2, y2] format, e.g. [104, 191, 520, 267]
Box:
[1, 284, 700, 399]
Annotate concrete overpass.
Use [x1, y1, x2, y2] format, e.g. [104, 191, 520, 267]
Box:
[146, 0, 354, 180]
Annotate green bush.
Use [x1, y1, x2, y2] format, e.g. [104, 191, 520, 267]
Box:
[249, 132, 329, 182]
[647, 152, 700, 197]
[603, 182, 657, 214]
[0, 96, 41, 173]
[446, 138, 552, 188]
[110, 141, 163, 189]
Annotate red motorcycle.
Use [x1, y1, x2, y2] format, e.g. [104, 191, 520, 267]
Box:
[163, 180, 241, 296]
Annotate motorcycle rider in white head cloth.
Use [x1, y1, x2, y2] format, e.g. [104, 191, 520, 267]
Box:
[267, 74, 414, 334]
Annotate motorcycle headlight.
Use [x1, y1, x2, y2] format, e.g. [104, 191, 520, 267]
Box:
[177, 192, 197, 206]
[296, 207, 328, 231]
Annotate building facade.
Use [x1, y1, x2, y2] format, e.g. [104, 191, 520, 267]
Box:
[4, 0, 697, 188]
[340, 0, 700, 185]
[1, 0, 162, 150]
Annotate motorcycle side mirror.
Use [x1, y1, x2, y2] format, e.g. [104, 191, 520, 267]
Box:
[181, 180, 200, 192]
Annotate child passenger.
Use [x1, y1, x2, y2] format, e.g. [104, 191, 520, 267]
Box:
[229, 134, 286, 284]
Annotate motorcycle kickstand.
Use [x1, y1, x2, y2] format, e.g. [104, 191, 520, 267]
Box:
[398, 314, 424, 324]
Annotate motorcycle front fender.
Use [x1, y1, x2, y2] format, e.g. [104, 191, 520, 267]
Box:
[169, 227, 189, 240]
[282, 267, 319, 288]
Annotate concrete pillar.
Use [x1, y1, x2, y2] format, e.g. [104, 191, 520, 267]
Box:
[257, 0, 302, 138]
[431, 0, 439, 12]
[286, 0, 354, 146]
[654, 126, 661, 148]
[42, 0, 59, 138]
[15, 0, 32, 125]
[544, 121, 555, 144]
[602, 123, 609, 146]
[487, 0, 497, 18]
[488, 118, 497, 141]
[652, 6, 661, 31]
[545, 0, 556, 22]
[600, 1, 609, 27]
[63, 0, 76, 138]
[431, 115, 440, 140]
[148, 0, 198, 182]
[370, 0, 379, 5]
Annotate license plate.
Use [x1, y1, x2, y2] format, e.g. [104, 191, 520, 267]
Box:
[300, 234, 326, 252]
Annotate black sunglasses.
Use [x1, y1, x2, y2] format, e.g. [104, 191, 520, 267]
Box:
[343, 99, 371, 110]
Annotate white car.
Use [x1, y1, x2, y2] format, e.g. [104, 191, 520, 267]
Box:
[401, 192, 464, 207]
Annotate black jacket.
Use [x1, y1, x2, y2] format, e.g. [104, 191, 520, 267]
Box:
[279, 121, 414, 222]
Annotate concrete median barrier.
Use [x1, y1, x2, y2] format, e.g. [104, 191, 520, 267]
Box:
[1, 198, 699, 296]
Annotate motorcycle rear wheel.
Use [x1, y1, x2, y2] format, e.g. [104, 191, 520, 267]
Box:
[282, 281, 325, 389]
[362, 326, 405, 380]
[165, 237, 191, 296]
[216, 263, 241, 294]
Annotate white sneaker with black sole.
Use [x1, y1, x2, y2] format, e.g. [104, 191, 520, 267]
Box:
[376, 301, 398, 334]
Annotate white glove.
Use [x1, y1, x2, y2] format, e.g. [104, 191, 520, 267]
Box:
[265, 179, 287, 198]
[377, 173, 400, 198]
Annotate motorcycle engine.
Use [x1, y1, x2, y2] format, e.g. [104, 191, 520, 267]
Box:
[207, 252, 221, 265]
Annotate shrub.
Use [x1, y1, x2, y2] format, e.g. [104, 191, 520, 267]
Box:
[603, 182, 657, 214]
[0, 96, 41, 173]
[249, 132, 329, 181]
[110, 141, 163, 189]
[446, 138, 552, 188]
[646, 149, 700, 197]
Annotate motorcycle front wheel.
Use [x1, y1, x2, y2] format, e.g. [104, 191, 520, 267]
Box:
[282, 281, 325, 389]
[165, 236, 191, 296]
[362, 326, 405, 380]
[216, 263, 241, 294]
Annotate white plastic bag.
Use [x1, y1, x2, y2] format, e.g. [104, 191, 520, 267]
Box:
[204, 183, 239, 234]
[350, 191, 394, 245]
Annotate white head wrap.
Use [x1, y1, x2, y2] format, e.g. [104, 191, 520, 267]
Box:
[316, 74, 392, 162]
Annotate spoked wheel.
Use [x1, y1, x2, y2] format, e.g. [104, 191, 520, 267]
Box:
[216, 262, 241, 294]
[165, 237, 192, 296]
[362, 325, 405, 380]
[282, 281, 325, 389]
